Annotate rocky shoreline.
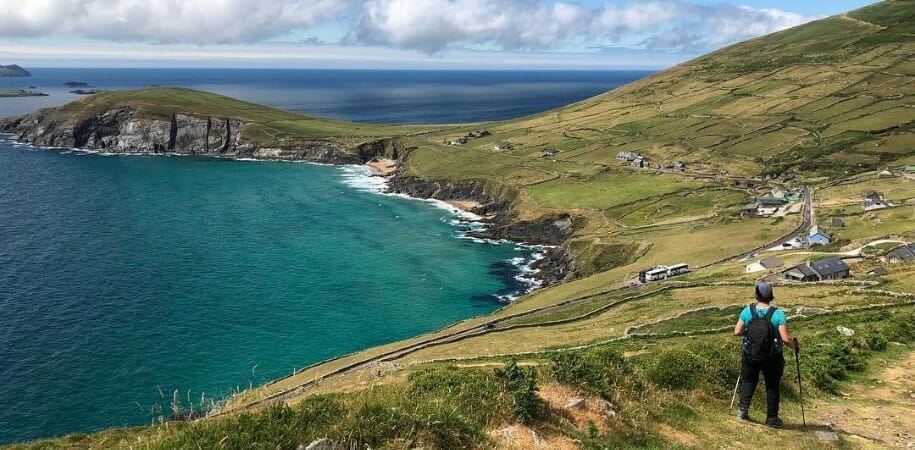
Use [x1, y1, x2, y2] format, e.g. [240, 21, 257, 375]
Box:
[0, 106, 577, 287]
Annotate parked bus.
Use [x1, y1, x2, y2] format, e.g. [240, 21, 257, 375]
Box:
[667, 263, 689, 277]
[641, 267, 669, 282]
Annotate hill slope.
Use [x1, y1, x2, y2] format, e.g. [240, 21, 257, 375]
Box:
[0, 64, 30, 77]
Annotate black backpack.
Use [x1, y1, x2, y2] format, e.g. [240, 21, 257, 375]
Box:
[744, 304, 777, 363]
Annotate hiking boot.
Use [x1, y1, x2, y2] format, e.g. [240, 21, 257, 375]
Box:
[737, 408, 750, 421]
[765, 417, 784, 428]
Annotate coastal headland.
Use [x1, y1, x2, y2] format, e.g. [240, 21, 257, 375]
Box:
[0, 64, 30, 77]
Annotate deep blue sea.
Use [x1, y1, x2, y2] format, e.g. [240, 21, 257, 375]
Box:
[0, 68, 650, 123]
[0, 68, 650, 444]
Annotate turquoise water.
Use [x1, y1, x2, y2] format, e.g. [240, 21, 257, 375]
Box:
[0, 136, 539, 443]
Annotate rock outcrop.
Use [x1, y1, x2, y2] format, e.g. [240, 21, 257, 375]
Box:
[388, 173, 578, 285]
[1, 107, 364, 164]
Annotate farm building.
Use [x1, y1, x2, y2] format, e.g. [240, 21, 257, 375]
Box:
[867, 267, 888, 277]
[759, 196, 788, 207]
[878, 169, 894, 178]
[733, 180, 755, 189]
[543, 148, 558, 157]
[617, 151, 641, 161]
[887, 244, 915, 263]
[810, 257, 851, 280]
[742, 202, 760, 216]
[807, 226, 831, 246]
[863, 191, 888, 210]
[631, 157, 649, 168]
[784, 264, 819, 282]
[771, 187, 787, 199]
[745, 256, 785, 273]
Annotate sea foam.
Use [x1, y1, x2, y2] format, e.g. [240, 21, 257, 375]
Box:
[337, 163, 547, 301]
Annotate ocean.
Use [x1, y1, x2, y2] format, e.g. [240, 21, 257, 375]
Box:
[0, 68, 650, 443]
[0, 68, 650, 123]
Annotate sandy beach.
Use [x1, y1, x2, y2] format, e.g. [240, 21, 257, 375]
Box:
[366, 158, 397, 176]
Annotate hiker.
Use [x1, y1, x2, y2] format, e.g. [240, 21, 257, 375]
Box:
[733, 281, 798, 428]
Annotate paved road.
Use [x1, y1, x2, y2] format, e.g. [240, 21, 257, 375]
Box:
[735, 185, 813, 261]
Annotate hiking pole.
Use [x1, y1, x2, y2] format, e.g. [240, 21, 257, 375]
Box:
[729, 375, 741, 411]
[793, 337, 806, 428]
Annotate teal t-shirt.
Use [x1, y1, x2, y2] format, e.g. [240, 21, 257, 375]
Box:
[740, 303, 787, 352]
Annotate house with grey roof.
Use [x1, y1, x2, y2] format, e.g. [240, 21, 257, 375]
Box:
[864, 191, 888, 211]
[810, 257, 851, 280]
[745, 256, 785, 274]
[887, 244, 915, 263]
[784, 264, 819, 282]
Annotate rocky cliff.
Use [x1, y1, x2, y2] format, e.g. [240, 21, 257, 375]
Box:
[388, 174, 578, 284]
[0, 107, 372, 164]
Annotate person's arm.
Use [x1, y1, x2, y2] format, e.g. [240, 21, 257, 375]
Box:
[779, 324, 796, 350]
[735, 306, 749, 336]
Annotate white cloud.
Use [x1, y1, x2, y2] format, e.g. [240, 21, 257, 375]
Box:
[638, 4, 811, 51]
[0, 0, 345, 43]
[352, 0, 813, 53]
[0, 0, 814, 53]
[351, 0, 593, 52]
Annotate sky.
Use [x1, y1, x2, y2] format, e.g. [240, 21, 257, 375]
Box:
[0, 0, 878, 70]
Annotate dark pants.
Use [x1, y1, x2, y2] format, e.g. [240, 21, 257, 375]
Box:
[738, 352, 785, 418]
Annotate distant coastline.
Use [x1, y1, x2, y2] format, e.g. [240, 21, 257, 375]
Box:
[0, 89, 47, 98]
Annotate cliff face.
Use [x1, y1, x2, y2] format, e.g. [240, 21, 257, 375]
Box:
[388, 174, 578, 284]
[0, 107, 368, 164]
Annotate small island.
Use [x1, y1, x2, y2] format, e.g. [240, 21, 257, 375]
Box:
[70, 89, 105, 95]
[65, 81, 92, 88]
[0, 64, 31, 77]
[0, 89, 48, 97]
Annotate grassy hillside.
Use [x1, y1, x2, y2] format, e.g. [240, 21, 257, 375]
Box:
[389, 0, 915, 278]
[5, 1, 915, 449]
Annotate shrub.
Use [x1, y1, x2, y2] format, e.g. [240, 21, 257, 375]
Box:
[497, 360, 541, 424]
[551, 347, 629, 397]
[409, 365, 511, 426]
[686, 340, 742, 397]
[646, 349, 705, 390]
[865, 334, 888, 351]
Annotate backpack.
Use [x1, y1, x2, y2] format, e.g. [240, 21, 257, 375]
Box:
[743, 304, 777, 363]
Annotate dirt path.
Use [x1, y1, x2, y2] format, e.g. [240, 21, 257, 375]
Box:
[840, 13, 886, 29]
[817, 350, 915, 448]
